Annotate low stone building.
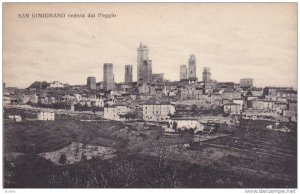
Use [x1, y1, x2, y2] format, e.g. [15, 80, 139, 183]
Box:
[8, 115, 22, 122]
[37, 110, 55, 121]
[167, 118, 204, 133]
[251, 88, 264, 97]
[274, 102, 288, 115]
[221, 90, 242, 100]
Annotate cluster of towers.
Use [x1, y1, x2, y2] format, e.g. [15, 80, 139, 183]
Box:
[87, 63, 115, 91]
[180, 55, 197, 81]
[86, 42, 154, 91]
[180, 55, 211, 82]
[86, 42, 213, 91]
[121, 42, 154, 85]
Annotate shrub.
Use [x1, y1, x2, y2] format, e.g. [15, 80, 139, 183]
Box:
[59, 153, 67, 164]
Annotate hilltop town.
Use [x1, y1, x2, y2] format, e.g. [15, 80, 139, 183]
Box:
[3, 43, 297, 188]
[4, 42, 297, 128]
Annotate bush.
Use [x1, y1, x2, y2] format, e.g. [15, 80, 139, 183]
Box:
[81, 153, 87, 161]
[59, 153, 67, 164]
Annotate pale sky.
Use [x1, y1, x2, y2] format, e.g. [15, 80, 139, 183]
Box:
[3, 3, 297, 89]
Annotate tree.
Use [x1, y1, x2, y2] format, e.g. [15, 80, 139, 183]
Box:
[145, 139, 181, 188]
[119, 111, 137, 120]
[81, 153, 87, 161]
[59, 153, 67, 164]
[172, 121, 178, 130]
[191, 105, 198, 112]
[188, 128, 195, 134]
[75, 146, 80, 154]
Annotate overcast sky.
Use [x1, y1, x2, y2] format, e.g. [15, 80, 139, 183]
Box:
[3, 3, 297, 89]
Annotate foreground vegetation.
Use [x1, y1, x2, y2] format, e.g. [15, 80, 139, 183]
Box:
[3, 108, 297, 188]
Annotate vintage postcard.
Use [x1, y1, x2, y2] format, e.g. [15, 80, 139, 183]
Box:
[2, 3, 297, 189]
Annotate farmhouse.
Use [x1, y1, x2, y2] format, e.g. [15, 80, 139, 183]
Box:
[8, 115, 22, 122]
[167, 118, 204, 133]
[37, 110, 55, 121]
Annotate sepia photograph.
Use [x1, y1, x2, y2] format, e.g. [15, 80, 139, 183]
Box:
[2, 2, 298, 189]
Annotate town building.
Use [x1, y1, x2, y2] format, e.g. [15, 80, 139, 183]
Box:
[240, 78, 253, 88]
[282, 110, 297, 122]
[221, 90, 242, 100]
[138, 83, 151, 94]
[216, 82, 235, 90]
[114, 82, 132, 93]
[251, 99, 275, 110]
[152, 73, 164, 83]
[288, 100, 297, 112]
[203, 80, 217, 94]
[103, 63, 114, 91]
[87, 77, 96, 90]
[233, 99, 244, 107]
[74, 93, 82, 102]
[223, 102, 242, 114]
[263, 87, 294, 96]
[91, 98, 104, 107]
[250, 88, 264, 97]
[180, 84, 204, 100]
[188, 54, 197, 80]
[142, 103, 176, 122]
[125, 65, 133, 83]
[241, 110, 278, 121]
[103, 105, 131, 121]
[180, 65, 187, 81]
[276, 100, 297, 122]
[49, 81, 65, 88]
[274, 102, 288, 115]
[202, 67, 211, 82]
[37, 110, 55, 121]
